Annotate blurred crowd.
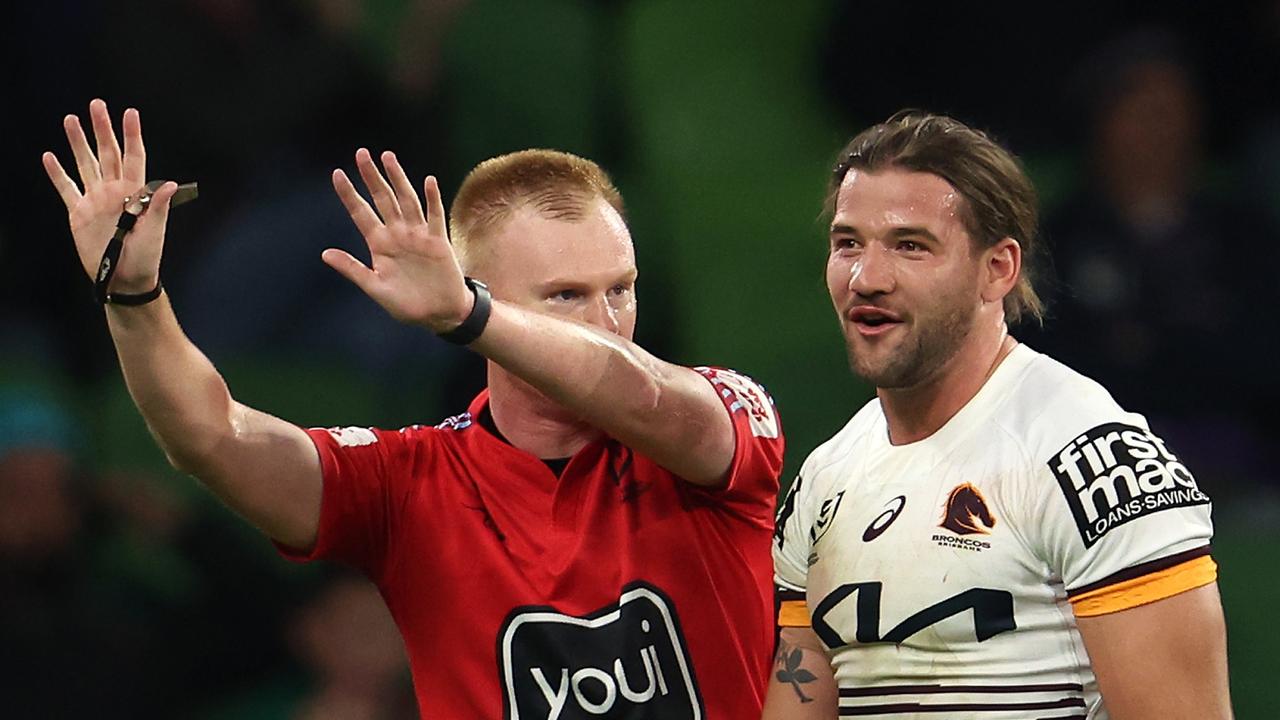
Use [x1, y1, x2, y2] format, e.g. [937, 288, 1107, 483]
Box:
[4, 0, 1280, 716]
[1026, 27, 1280, 501]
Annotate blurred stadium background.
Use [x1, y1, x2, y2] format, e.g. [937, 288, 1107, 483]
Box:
[3, 0, 1278, 717]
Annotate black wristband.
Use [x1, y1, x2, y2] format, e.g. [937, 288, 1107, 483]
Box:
[104, 282, 164, 306]
[93, 214, 136, 304]
[437, 277, 492, 345]
[95, 219, 163, 306]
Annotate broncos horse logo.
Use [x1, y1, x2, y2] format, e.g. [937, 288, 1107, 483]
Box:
[939, 483, 996, 535]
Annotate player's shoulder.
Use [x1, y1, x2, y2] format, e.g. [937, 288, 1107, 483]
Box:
[430, 410, 476, 435]
[693, 365, 771, 395]
[797, 397, 883, 491]
[693, 365, 782, 437]
[997, 352, 1212, 564]
[992, 345, 1147, 459]
[311, 421, 448, 451]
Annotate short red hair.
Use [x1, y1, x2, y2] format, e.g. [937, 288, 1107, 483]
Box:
[448, 149, 625, 272]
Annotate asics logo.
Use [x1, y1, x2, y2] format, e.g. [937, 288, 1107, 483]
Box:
[862, 495, 906, 542]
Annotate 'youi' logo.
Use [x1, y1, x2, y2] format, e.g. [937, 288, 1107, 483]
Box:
[1048, 422, 1209, 547]
[498, 582, 704, 719]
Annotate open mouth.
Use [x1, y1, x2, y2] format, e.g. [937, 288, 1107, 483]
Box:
[848, 306, 903, 334]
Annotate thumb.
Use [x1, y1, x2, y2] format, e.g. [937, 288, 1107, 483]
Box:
[322, 248, 381, 298]
[116, 181, 178, 284]
[142, 181, 179, 228]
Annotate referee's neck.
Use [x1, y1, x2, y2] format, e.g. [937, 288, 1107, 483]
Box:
[487, 370, 599, 460]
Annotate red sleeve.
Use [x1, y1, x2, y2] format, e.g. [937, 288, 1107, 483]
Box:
[692, 366, 785, 521]
[275, 425, 422, 582]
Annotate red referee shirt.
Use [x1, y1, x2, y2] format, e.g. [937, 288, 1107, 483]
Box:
[279, 367, 783, 719]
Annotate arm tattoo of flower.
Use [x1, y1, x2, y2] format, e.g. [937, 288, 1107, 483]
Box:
[775, 638, 817, 703]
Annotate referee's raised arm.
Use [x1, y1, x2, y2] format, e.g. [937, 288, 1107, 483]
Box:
[325, 147, 741, 488]
[43, 99, 323, 550]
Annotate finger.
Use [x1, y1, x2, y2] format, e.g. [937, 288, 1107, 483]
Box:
[423, 176, 447, 235]
[64, 114, 101, 186]
[42, 152, 82, 210]
[89, 99, 124, 180]
[121, 108, 146, 183]
[332, 169, 384, 238]
[321, 248, 381, 299]
[118, 182, 177, 287]
[355, 148, 401, 222]
[381, 151, 424, 224]
[141, 181, 179, 229]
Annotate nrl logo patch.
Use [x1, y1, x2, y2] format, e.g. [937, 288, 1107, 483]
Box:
[810, 491, 845, 547]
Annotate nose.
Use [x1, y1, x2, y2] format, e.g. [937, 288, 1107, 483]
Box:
[584, 293, 621, 334]
[848, 243, 895, 298]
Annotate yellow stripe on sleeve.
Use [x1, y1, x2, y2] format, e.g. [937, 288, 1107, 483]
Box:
[1070, 555, 1218, 618]
[778, 599, 811, 628]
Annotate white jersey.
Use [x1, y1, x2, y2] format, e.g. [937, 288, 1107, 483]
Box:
[773, 344, 1215, 719]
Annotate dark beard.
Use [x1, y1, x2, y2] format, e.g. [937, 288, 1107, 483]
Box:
[849, 298, 975, 389]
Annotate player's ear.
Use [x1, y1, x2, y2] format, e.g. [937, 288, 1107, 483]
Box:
[981, 237, 1021, 305]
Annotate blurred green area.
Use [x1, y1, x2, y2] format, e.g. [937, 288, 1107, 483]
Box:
[1212, 519, 1278, 720]
[622, 0, 872, 469]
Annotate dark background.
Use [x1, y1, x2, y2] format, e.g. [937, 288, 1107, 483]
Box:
[3, 0, 1277, 717]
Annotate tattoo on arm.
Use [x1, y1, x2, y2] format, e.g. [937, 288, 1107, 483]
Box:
[775, 638, 817, 703]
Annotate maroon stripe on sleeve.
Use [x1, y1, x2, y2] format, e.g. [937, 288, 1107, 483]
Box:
[1066, 544, 1212, 598]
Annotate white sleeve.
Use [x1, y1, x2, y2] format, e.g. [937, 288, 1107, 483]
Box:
[773, 455, 821, 593]
[1032, 417, 1214, 595]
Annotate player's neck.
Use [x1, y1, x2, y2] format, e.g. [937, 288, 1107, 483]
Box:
[878, 319, 1016, 446]
[486, 366, 600, 460]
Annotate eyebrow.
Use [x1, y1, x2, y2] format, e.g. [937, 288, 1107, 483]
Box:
[829, 224, 940, 243]
[538, 269, 638, 289]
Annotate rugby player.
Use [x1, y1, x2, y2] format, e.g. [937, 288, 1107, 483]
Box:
[43, 99, 783, 719]
[763, 111, 1231, 720]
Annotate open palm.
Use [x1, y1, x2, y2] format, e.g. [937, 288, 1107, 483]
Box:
[325, 149, 472, 332]
[42, 99, 178, 294]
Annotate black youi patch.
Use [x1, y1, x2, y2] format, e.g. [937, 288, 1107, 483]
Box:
[497, 582, 704, 719]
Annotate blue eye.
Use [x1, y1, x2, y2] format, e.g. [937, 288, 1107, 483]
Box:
[553, 289, 581, 301]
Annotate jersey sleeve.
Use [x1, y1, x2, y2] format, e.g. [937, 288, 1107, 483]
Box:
[772, 432, 833, 625]
[772, 453, 824, 627]
[1031, 415, 1216, 617]
[275, 425, 420, 582]
[691, 366, 784, 520]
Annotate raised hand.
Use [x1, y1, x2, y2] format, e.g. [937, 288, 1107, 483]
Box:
[325, 149, 473, 333]
[42, 99, 178, 296]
